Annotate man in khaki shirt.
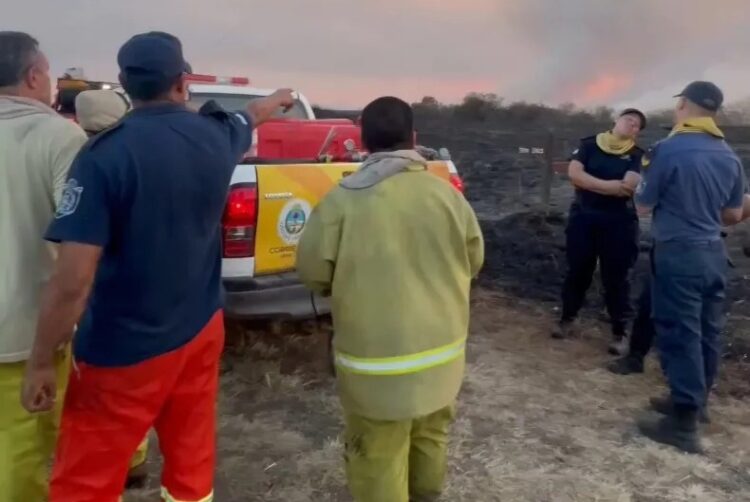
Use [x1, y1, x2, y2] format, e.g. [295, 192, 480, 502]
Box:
[0, 31, 86, 501]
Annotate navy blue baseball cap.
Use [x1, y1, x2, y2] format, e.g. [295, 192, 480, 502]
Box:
[117, 32, 189, 95]
[674, 81, 724, 112]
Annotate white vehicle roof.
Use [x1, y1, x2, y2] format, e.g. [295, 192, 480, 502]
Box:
[188, 84, 315, 119]
[187, 84, 285, 96]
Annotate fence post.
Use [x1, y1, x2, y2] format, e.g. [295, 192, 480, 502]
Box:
[539, 131, 555, 214]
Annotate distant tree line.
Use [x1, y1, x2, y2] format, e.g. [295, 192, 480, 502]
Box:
[412, 93, 749, 130]
[313, 92, 750, 130]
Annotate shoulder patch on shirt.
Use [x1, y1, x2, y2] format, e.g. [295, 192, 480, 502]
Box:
[56, 179, 84, 218]
[641, 141, 663, 170]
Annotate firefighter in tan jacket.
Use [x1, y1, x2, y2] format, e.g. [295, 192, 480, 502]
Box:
[297, 96, 484, 502]
[0, 32, 88, 502]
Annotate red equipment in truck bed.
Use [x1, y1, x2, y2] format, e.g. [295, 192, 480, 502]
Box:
[255, 119, 363, 161]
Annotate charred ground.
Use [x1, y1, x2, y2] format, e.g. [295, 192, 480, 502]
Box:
[126, 105, 750, 501]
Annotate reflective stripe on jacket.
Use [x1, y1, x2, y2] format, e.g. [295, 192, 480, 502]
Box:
[335, 337, 467, 376]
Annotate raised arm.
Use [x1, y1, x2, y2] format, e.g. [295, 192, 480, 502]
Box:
[245, 89, 295, 127]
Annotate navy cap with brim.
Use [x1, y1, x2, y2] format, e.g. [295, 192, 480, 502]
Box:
[674, 81, 724, 112]
[117, 32, 188, 92]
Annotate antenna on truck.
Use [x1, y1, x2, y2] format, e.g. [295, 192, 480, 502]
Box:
[317, 127, 339, 161]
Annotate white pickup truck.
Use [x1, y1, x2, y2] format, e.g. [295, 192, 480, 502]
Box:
[56, 73, 464, 321]
[185, 77, 464, 320]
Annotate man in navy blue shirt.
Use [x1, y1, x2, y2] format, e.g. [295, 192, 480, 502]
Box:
[20, 31, 293, 501]
[635, 81, 748, 453]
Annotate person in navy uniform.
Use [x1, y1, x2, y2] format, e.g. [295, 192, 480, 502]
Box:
[20, 31, 294, 501]
[607, 258, 654, 375]
[608, 230, 733, 377]
[553, 109, 647, 356]
[635, 81, 749, 453]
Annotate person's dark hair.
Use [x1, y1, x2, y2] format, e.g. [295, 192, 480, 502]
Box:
[361, 97, 414, 152]
[118, 73, 178, 102]
[0, 32, 39, 88]
[620, 108, 647, 130]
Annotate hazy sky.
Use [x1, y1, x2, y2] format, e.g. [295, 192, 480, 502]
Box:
[9, 0, 750, 110]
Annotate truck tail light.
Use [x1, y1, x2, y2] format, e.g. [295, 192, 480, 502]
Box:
[449, 173, 465, 193]
[222, 184, 257, 258]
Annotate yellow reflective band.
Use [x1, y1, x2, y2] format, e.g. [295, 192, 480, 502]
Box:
[335, 338, 466, 376]
[161, 487, 214, 502]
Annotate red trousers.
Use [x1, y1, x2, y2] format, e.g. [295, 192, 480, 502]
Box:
[50, 310, 225, 502]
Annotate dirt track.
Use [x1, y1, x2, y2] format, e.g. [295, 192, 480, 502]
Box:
[126, 290, 750, 502]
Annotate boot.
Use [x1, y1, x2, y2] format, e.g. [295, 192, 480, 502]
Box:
[637, 407, 704, 454]
[551, 319, 578, 339]
[607, 334, 629, 356]
[650, 395, 710, 424]
[607, 355, 644, 375]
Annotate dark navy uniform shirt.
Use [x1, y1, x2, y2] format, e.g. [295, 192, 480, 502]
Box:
[636, 133, 744, 243]
[571, 136, 643, 213]
[46, 102, 252, 366]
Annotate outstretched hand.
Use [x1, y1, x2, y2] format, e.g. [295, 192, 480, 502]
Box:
[247, 89, 295, 126]
[271, 88, 295, 112]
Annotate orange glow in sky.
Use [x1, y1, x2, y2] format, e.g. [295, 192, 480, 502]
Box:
[576, 74, 635, 106]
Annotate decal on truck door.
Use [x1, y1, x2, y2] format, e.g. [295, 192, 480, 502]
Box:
[277, 199, 311, 245]
[255, 164, 354, 274]
[253, 161, 452, 275]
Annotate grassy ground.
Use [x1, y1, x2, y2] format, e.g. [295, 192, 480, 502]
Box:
[126, 289, 750, 502]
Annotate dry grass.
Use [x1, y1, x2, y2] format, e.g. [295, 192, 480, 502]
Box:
[125, 289, 750, 502]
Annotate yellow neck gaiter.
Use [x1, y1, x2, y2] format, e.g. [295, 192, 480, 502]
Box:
[596, 131, 635, 155]
[670, 117, 724, 138]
